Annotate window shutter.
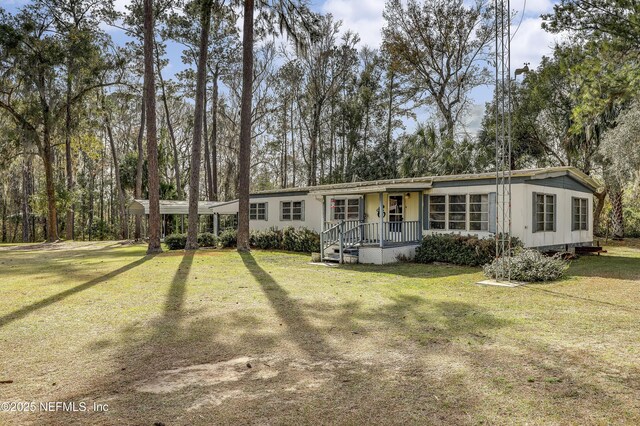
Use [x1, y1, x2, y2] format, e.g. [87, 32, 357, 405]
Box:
[359, 197, 364, 221]
[585, 199, 589, 231]
[552, 195, 557, 231]
[488, 192, 497, 233]
[264, 202, 268, 221]
[423, 194, 430, 230]
[301, 200, 305, 221]
[571, 197, 576, 231]
[531, 192, 538, 233]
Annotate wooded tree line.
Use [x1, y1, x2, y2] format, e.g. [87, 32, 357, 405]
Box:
[0, 0, 638, 248]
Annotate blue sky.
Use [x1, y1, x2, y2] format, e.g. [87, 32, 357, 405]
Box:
[3, 0, 562, 134]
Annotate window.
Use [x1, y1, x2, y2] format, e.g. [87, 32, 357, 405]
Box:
[535, 193, 555, 232]
[469, 194, 489, 231]
[281, 200, 304, 221]
[332, 198, 360, 221]
[448, 194, 467, 230]
[572, 197, 588, 231]
[249, 202, 267, 221]
[429, 195, 446, 229]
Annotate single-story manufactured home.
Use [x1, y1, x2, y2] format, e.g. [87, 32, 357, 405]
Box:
[210, 167, 600, 264]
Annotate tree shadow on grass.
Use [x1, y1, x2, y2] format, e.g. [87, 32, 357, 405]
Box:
[0, 254, 155, 329]
[239, 251, 338, 359]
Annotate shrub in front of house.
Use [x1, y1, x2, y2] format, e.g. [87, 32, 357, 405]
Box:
[165, 233, 187, 250]
[218, 229, 238, 248]
[415, 233, 522, 267]
[250, 228, 283, 250]
[483, 249, 569, 282]
[282, 227, 321, 253]
[169, 227, 319, 253]
[166, 232, 218, 250]
[197, 232, 218, 248]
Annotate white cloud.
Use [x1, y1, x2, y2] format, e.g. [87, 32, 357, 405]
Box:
[321, 0, 386, 48]
[511, 0, 553, 15]
[114, 0, 132, 14]
[510, 17, 564, 70]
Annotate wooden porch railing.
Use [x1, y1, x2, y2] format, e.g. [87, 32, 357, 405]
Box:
[320, 220, 422, 263]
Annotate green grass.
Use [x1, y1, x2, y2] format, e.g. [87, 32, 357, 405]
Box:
[1, 241, 639, 425]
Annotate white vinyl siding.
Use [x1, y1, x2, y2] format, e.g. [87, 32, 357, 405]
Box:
[249, 202, 267, 221]
[281, 200, 304, 221]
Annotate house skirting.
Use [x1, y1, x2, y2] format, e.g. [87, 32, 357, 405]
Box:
[359, 244, 420, 265]
[530, 241, 594, 252]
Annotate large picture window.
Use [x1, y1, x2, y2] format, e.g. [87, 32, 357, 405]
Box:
[281, 200, 304, 221]
[572, 197, 588, 231]
[448, 195, 467, 230]
[469, 194, 489, 231]
[429, 195, 446, 229]
[332, 198, 360, 221]
[249, 202, 267, 221]
[535, 193, 555, 232]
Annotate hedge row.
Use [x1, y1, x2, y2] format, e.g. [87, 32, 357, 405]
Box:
[415, 233, 522, 267]
[165, 232, 218, 250]
[165, 227, 320, 253]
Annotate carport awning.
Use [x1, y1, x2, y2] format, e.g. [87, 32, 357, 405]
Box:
[128, 199, 223, 215]
[209, 200, 239, 215]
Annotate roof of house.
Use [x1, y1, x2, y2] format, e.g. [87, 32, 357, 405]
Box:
[247, 166, 601, 197]
[128, 199, 222, 215]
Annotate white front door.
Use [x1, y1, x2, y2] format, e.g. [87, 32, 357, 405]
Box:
[388, 195, 404, 235]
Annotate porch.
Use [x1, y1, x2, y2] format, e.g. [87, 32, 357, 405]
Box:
[317, 188, 428, 264]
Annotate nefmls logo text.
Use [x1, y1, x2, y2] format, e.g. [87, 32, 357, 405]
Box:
[39, 402, 88, 412]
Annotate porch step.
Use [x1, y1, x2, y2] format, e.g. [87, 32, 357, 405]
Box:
[323, 252, 359, 263]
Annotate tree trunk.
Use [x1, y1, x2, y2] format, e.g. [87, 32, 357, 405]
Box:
[2, 194, 6, 243]
[156, 49, 182, 198]
[593, 189, 607, 236]
[237, 0, 254, 251]
[42, 140, 58, 242]
[281, 98, 288, 188]
[65, 70, 74, 240]
[185, 0, 213, 250]
[104, 100, 128, 239]
[22, 157, 32, 242]
[210, 67, 219, 201]
[143, 0, 162, 253]
[135, 97, 145, 240]
[610, 187, 624, 240]
[204, 86, 213, 200]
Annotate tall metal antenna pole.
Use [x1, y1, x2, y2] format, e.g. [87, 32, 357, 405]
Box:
[495, 0, 512, 282]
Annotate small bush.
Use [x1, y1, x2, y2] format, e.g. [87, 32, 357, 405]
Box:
[282, 227, 320, 253]
[197, 232, 218, 248]
[218, 229, 238, 248]
[250, 228, 283, 250]
[483, 249, 569, 282]
[165, 233, 187, 250]
[415, 233, 522, 267]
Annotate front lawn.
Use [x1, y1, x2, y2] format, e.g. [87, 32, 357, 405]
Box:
[1, 241, 639, 425]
